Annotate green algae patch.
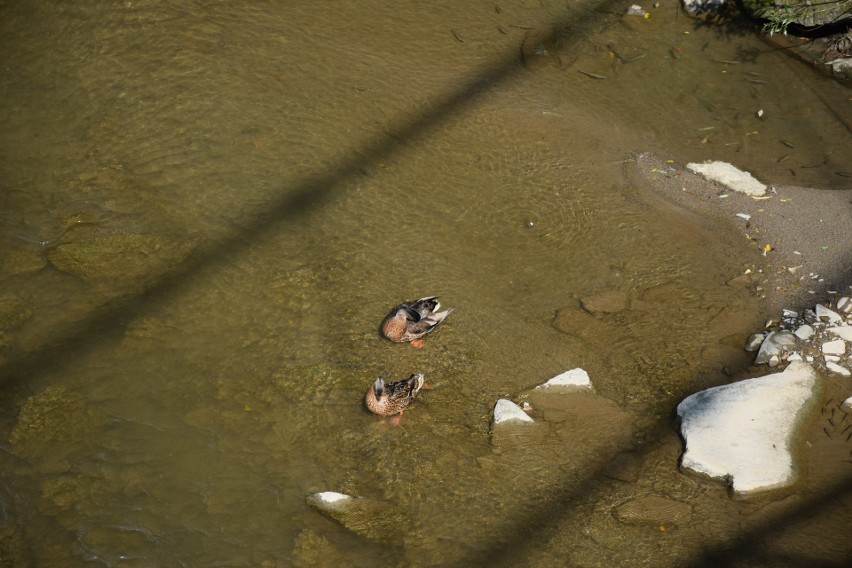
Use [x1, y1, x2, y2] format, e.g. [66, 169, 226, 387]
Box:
[9, 386, 105, 471]
[46, 234, 194, 289]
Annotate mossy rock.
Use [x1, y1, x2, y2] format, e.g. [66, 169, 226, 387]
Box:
[741, 0, 852, 28]
[0, 296, 32, 331]
[46, 234, 194, 288]
[9, 386, 105, 469]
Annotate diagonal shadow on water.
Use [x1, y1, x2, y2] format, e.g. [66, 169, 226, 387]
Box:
[2, 1, 851, 566]
[0, 0, 624, 387]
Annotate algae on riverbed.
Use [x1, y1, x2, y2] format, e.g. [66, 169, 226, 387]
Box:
[46, 234, 195, 289]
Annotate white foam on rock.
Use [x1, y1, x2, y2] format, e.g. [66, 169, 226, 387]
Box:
[677, 361, 819, 494]
[686, 161, 767, 196]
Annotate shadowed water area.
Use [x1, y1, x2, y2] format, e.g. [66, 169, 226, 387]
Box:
[1, 1, 851, 566]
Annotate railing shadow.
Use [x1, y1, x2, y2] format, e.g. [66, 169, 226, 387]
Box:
[2, 1, 851, 566]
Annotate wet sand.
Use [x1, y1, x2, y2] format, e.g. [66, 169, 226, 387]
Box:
[633, 152, 852, 317]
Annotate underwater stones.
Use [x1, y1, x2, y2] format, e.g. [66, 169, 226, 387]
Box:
[754, 330, 798, 365]
[614, 495, 693, 527]
[10, 385, 105, 473]
[677, 361, 819, 494]
[837, 297, 852, 314]
[580, 290, 628, 314]
[2, 247, 47, 275]
[306, 492, 393, 541]
[535, 368, 593, 392]
[686, 161, 766, 197]
[843, 397, 852, 411]
[492, 399, 534, 426]
[47, 234, 193, 288]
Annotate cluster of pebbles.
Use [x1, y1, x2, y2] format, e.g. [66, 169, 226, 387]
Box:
[746, 295, 852, 377]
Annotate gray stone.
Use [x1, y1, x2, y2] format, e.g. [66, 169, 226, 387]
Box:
[754, 330, 798, 364]
[492, 399, 534, 426]
[793, 324, 814, 340]
[821, 339, 846, 355]
[535, 368, 593, 391]
[828, 326, 852, 342]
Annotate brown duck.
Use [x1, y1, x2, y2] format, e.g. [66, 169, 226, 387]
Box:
[365, 374, 425, 416]
[381, 296, 454, 346]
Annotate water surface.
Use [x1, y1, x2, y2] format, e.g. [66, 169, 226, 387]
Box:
[1, 1, 850, 566]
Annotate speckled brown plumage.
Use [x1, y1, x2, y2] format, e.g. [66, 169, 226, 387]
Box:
[365, 374, 425, 416]
[380, 296, 454, 343]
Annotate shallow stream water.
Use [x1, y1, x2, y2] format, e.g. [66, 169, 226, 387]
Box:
[1, 1, 850, 566]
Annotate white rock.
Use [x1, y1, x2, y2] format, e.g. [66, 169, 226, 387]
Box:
[535, 368, 593, 391]
[682, 0, 726, 13]
[310, 491, 352, 504]
[754, 330, 798, 364]
[825, 361, 851, 377]
[837, 297, 851, 314]
[822, 340, 846, 355]
[492, 399, 534, 425]
[677, 361, 819, 494]
[745, 333, 765, 352]
[828, 326, 852, 342]
[815, 304, 843, 323]
[787, 353, 803, 361]
[625, 4, 646, 16]
[686, 161, 766, 197]
[793, 325, 814, 340]
[842, 396, 852, 410]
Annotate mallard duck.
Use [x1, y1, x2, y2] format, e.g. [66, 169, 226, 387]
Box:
[381, 296, 454, 345]
[365, 374, 425, 416]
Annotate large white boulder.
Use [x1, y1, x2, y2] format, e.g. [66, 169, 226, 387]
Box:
[677, 361, 819, 495]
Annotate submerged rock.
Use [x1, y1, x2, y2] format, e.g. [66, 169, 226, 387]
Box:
[677, 361, 820, 495]
[580, 290, 628, 314]
[492, 399, 534, 426]
[614, 495, 693, 526]
[306, 492, 394, 541]
[534, 368, 593, 392]
[47, 234, 194, 288]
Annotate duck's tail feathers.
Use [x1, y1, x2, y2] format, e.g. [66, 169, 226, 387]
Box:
[424, 307, 454, 326]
